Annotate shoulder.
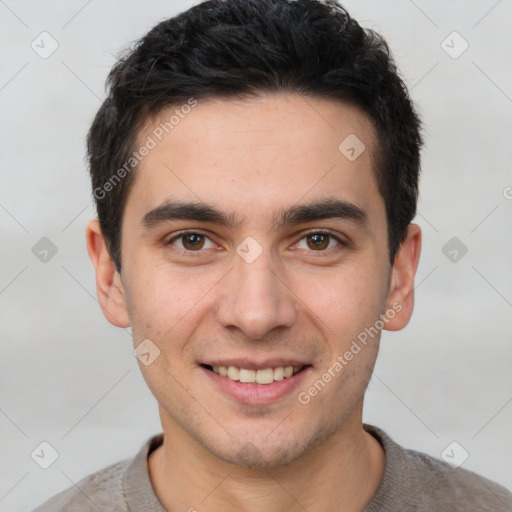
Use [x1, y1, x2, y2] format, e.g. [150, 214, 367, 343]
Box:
[364, 424, 512, 512]
[32, 433, 165, 512]
[402, 446, 512, 510]
[32, 458, 131, 512]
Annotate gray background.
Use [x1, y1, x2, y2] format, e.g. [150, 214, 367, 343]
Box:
[1, 1, 511, 510]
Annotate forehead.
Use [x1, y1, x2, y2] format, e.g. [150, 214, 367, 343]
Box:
[126, 93, 382, 227]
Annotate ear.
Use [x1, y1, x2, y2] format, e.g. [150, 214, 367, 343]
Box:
[86, 219, 131, 328]
[383, 224, 422, 331]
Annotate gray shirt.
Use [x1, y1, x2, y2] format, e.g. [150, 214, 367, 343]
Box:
[33, 424, 512, 511]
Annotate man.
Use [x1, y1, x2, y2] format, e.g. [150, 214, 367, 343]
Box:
[34, 0, 512, 510]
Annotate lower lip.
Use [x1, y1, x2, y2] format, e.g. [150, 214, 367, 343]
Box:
[201, 366, 312, 405]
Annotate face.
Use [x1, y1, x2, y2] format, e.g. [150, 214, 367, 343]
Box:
[88, 93, 418, 468]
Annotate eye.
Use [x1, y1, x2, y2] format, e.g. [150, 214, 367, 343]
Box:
[295, 231, 343, 251]
[167, 231, 216, 251]
[165, 230, 345, 254]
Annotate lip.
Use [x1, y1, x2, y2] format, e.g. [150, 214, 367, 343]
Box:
[200, 364, 312, 405]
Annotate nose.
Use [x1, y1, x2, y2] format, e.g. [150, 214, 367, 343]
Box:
[215, 248, 297, 340]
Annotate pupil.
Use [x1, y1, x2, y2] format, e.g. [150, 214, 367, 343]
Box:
[308, 233, 328, 250]
[185, 234, 203, 249]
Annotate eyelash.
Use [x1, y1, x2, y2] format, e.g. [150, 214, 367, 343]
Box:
[165, 229, 347, 256]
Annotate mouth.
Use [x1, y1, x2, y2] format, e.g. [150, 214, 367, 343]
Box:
[201, 363, 310, 385]
[199, 361, 312, 405]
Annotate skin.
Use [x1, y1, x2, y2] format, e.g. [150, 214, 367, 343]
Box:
[86, 93, 421, 511]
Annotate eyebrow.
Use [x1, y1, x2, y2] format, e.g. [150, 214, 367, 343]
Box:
[141, 198, 368, 231]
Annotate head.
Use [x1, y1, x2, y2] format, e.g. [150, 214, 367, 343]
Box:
[86, 0, 422, 468]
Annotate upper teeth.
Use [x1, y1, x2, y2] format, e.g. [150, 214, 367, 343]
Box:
[211, 365, 303, 384]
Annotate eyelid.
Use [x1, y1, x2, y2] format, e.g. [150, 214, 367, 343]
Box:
[166, 229, 217, 252]
[292, 229, 347, 251]
[166, 229, 212, 242]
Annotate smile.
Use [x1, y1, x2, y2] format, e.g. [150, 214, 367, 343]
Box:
[200, 362, 312, 404]
[202, 364, 307, 385]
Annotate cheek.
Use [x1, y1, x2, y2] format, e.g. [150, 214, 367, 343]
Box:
[124, 262, 220, 343]
[291, 262, 388, 342]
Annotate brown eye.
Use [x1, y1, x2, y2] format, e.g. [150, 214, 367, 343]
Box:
[295, 232, 344, 252]
[167, 232, 215, 251]
[182, 233, 205, 250]
[306, 233, 331, 250]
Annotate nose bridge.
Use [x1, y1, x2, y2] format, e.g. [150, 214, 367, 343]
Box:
[216, 242, 296, 339]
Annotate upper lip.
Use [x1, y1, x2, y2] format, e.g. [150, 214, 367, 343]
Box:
[201, 359, 311, 370]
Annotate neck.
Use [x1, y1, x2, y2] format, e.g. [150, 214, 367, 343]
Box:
[148, 405, 385, 511]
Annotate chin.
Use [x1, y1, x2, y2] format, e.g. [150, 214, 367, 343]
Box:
[202, 422, 336, 469]
[211, 440, 305, 469]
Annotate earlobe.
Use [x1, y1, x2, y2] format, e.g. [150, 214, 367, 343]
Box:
[85, 219, 131, 328]
[384, 224, 422, 331]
